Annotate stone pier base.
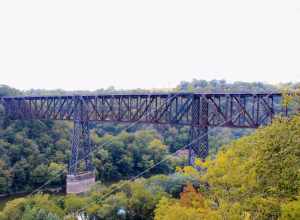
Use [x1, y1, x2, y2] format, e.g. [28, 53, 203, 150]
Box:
[66, 172, 96, 194]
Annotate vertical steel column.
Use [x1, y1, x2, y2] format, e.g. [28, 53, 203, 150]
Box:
[69, 97, 81, 175]
[200, 95, 209, 158]
[188, 95, 209, 165]
[69, 96, 93, 175]
[82, 121, 93, 171]
[188, 95, 199, 165]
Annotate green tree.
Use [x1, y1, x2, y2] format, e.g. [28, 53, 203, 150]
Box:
[0, 160, 11, 194]
[281, 198, 300, 220]
[93, 130, 172, 183]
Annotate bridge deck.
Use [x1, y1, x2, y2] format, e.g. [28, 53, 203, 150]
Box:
[0, 93, 287, 129]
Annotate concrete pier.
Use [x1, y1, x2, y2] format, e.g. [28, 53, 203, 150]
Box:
[66, 172, 96, 194]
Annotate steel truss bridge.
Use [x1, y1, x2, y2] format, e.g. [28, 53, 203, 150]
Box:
[0, 93, 289, 174]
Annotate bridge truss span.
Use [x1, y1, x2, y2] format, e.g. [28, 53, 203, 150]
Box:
[0, 92, 288, 178]
[1, 93, 286, 129]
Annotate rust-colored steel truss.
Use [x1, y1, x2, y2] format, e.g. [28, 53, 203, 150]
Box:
[0, 93, 289, 173]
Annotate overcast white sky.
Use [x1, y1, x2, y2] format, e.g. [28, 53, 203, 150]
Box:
[0, 0, 300, 91]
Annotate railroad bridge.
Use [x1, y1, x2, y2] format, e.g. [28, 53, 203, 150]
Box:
[0, 93, 289, 193]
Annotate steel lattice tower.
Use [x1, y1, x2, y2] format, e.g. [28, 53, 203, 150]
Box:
[189, 95, 209, 164]
[69, 96, 93, 175]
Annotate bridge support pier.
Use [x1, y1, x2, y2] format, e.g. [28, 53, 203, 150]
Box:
[67, 97, 95, 194]
[67, 120, 95, 194]
[69, 120, 94, 174]
[82, 121, 93, 172]
[188, 95, 209, 165]
[188, 126, 208, 165]
[69, 120, 80, 175]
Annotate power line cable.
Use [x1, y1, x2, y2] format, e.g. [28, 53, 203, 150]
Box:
[76, 105, 250, 214]
[28, 93, 180, 196]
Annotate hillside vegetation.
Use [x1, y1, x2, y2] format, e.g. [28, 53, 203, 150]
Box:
[0, 114, 299, 219]
[0, 81, 299, 219]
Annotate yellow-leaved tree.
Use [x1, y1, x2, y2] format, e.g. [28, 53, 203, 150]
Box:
[157, 109, 300, 219]
[154, 184, 220, 220]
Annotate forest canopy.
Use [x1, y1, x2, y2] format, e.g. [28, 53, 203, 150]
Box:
[0, 80, 299, 219]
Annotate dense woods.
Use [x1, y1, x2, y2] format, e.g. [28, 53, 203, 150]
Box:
[0, 80, 299, 219]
